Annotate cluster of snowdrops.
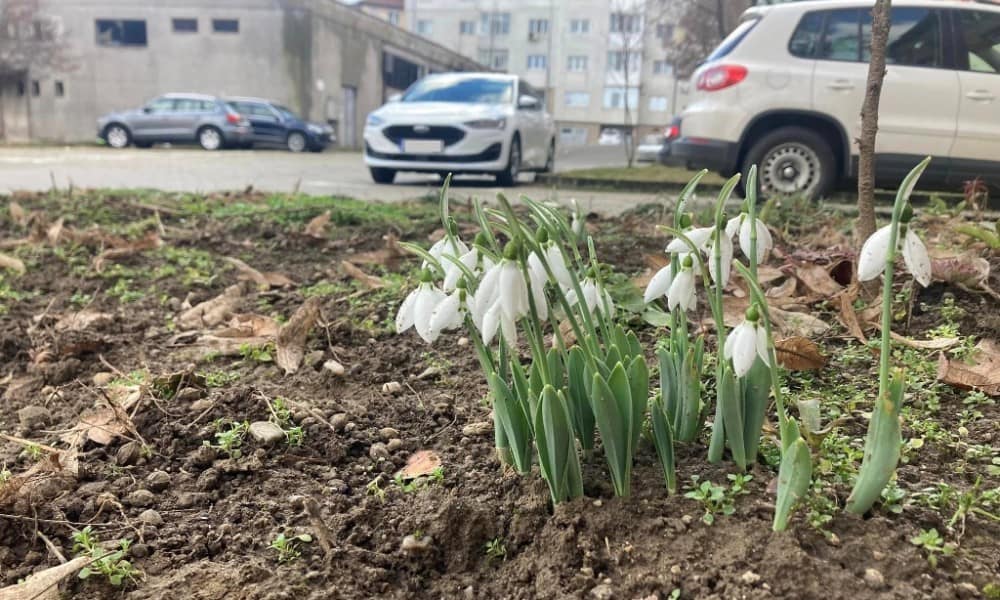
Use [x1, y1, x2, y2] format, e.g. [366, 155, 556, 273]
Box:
[396, 160, 933, 531]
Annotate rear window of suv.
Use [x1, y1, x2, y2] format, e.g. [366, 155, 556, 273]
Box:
[789, 7, 943, 68]
[705, 18, 760, 62]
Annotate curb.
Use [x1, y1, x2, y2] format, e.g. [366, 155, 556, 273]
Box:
[536, 174, 702, 195]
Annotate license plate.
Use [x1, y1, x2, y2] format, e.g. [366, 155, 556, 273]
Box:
[402, 139, 443, 154]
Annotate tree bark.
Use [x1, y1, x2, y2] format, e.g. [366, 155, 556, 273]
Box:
[856, 0, 891, 246]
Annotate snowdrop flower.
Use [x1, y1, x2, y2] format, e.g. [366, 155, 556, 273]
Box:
[665, 226, 713, 254]
[726, 213, 773, 265]
[571, 198, 584, 238]
[528, 243, 573, 289]
[472, 247, 540, 346]
[427, 287, 467, 342]
[643, 263, 673, 304]
[566, 277, 615, 317]
[644, 254, 698, 312]
[858, 223, 931, 287]
[396, 272, 447, 344]
[666, 226, 733, 287]
[723, 306, 770, 378]
[424, 223, 469, 272]
[443, 245, 495, 291]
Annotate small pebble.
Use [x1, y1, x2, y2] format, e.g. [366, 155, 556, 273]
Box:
[369, 442, 390, 461]
[116, 441, 141, 466]
[125, 489, 156, 508]
[328, 479, 348, 494]
[129, 543, 150, 559]
[457, 337, 468, 346]
[387, 438, 404, 453]
[382, 381, 402, 394]
[592, 499, 603, 507]
[17, 405, 52, 431]
[190, 398, 214, 412]
[461, 422, 493, 437]
[669, 565, 682, 575]
[741, 570, 761, 585]
[92, 372, 114, 386]
[138, 509, 164, 526]
[174, 387, 202, 402]
[248, 421, 285, 446]
[872, 550, 885, 561]
[331, 413, 349, 432]
[590, 583, 614, 600]
[197, 468, 220, 491]
[401, 534, 433, 554]
[145, 470, 171, 492]
[864, 568, 885, 589]
[379, 427, 400, 440]
[681, 515, 694, 525]
[956, 583, 980, 599]
[580, 567, 594, 577]
[323, 359, 346, 376]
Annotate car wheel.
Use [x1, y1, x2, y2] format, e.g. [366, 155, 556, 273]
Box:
[198, 126, 223, 151]
[495, 136, 521, 186]
[134, 141, 153, 149]
[287, 131, 307, 153]
[742, 126, 836, 200]
[370, 167, 396, 184]
[540, 139, 555, 173]
[104, 124, 131, 149]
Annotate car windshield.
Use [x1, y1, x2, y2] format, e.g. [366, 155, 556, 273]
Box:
[401, 76, 513, 104]
[273, 105, 297, 120]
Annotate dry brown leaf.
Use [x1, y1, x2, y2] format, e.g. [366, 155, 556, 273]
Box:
[263, 271, 295, 287]
[774, 336, 827, 371]
[351, 232, 408, 266]
[837, 287, 868, 344]
[8, 201, 27, 226]
[0, 441, 78, 509]
[931, 254, 1000, 300]
[796, 264, 843, 297]
[755, 265, 786, 285]
[0, 253, 25, 275]
[92, 232, 162, 272]
[890, 332, 960, 350]
[341, 260, 383, 290]
[225, 257, 294, 289]
[304, 211, 331, 238]
[46, 218, 64, 245]
[178, 284, 245, 329]
[54, 310, 112, 332]
[937, 339, 1000, 396]
[396, 449, 442, 480]
[214, 313, 280, 339]
[61, 407, 130, 446]
[276, 297, 321, 374]
[0, 556, 91, 600]
[766, 277, 797, 300]
[771, 307, 831, 338]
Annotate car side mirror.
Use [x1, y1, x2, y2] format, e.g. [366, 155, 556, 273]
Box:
[142, 106, 152, 114]
[387, 93, 402, 103]
[517, 95, 540, 110]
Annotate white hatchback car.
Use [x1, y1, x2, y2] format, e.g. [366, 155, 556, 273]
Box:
[363, 73, 556, 185]
[672, 0, 1000, 199]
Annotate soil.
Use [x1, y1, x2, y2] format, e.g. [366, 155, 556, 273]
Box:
[0, 191, 998, 600]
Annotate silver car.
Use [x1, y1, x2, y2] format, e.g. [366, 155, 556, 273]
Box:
[97, 93, 251, 150]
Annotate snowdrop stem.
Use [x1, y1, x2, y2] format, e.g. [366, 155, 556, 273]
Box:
[746, 166, 759, 284]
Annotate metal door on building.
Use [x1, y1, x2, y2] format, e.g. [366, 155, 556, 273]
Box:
[341, 86, 356, 148]
[0, 78, 30, 142]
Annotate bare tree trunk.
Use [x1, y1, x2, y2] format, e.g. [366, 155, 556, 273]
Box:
[856, 0, 891, 245]
[716, 0, 726, 39]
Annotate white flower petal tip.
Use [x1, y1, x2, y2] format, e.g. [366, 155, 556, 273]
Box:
[395, 289, 417, 333]
[667, 269, 696, 312]
[858, 225, 893, 282]
[643, 265, 673, 304]
[903, 229, 932, 287]
[724, 320, 769, 378]
[738, 217, 773, 265]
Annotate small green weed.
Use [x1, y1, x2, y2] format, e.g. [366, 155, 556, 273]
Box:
[240, 342, 274, 363]
[207, 420, 249, 458]
[684, 474, 752, 525]
[72, 526, 140, 587]
[484, 537, 507, 563]
[269, 533, 312, 563]
[910, 528, 956, 568]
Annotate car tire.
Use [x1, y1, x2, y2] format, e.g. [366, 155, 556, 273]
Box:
[495, 136, 521, 187]
[370, 167, 396, 184]
[540, 139, 555, 173]
[134, 141, 153, 149]
[103, 124, 131, 149]
[742, 126, 836, 200]
[198, 126, 223, 151]
[287, 131, 307, 153]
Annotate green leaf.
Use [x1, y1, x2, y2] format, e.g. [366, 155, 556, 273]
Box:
[846, 369, 905, 515]
[678, 343, 704, 443]
[773, 437, 813, 531]
[110, 573, 123, 586]
[719, 365, 747, 470]
[567, 346, 596, 451]
[649, 398, 677, 494]
[742, 358, 771, 463]
[642, 307, 672, 328]
[626, 356, 649, 461]
[535, 385, 583, 503]
[592, 369, 629, 496]
[489, 373, 533, 473]
[78, 567, 92, 580]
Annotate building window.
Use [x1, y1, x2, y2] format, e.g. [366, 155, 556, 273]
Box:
[460, 20, 476, 35]
[566, 55, 588, 71]
[172, 18, 198, 33]
[653, 60, 672, 75]
[478, 48, 509, 70]
[387, 11, 400, 26]
[603, 86, 638, 108]
[528, 19, 549, 35]
[95, 19, 147, 46]
[569, 19, 590, 34]
[54, 81, 64, 97]
[527, 54, 547, 70]
[31, 80, 39, 96]
[416, 20, 432, 35]
[610, 13, 642, 34]
[480, 12, 510, 36]
[656, 23, 675, 40]
[16, 80, 24, 96]
[607, 51, 640, 73]
[564, 92, 590, 107]
[648, 96, 668, 111]
[212, 19, 239, 33]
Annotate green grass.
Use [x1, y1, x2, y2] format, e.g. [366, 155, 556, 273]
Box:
[557, 165, 727, 186]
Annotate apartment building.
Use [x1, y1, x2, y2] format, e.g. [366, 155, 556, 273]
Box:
[398, 0, 685, 145]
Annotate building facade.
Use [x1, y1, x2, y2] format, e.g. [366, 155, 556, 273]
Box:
[6, 0, 482, 145]
[394, 0, 687, 145]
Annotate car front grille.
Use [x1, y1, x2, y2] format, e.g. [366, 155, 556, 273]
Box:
[365, 142, 501, 163]
[382, 125, 466, 147]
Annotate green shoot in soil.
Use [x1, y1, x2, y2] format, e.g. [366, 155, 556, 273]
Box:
[72, 526, 140, 587]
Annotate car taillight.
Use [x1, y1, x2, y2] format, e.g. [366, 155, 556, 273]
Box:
[664, 123, 680, 140]
[226, 112, 242, 124]
[696, 64, 747, 92]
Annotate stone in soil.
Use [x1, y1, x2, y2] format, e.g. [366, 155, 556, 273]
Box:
[323, 359, 345, 376]
[146, 470, 171, 492]
[331, 413, 349, 432]
[381, 381, 402, 394]
[126, 489, 156, 507]
[186, 445, 217, 469]
[116, 441, 142, 466]
[386, 438, 404, 453]
[401, 534, 433, 554]
[17, 405, 51, 430]
[864, 568, 885, 589]
[174, 387, 203, 402]
[248, 421, 285, 446]
[461, 421, 492, 437]
[369, 442, 390, 461]
[138, 509, 164, 526]
[379, 427, 399, 440]
[92, 372, 114, 386]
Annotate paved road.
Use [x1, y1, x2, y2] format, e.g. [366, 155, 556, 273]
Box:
[0, 145, 670, 216]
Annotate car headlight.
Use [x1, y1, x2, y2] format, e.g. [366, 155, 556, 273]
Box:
[464, 118, 506, 130]
[366, 114, 384, 128]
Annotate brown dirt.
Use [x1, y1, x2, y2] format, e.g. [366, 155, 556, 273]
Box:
[1, 191, 998, 600]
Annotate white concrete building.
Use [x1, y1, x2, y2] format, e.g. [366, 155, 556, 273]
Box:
[397, 0, 686, 146]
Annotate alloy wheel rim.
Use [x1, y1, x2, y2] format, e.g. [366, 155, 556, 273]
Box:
[107, 127, 128, 148]
[289, 133, 305, 152]
[760, 143, 820, 196]
[201, 129, 221, 150]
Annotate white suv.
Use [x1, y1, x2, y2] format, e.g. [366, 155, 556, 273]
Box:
[363, 73, 556, 185]
[672, 0, 1000, 199]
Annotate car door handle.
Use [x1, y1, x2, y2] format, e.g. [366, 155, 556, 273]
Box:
[826, 79, 855, 91]
[966, 89, 995, 102]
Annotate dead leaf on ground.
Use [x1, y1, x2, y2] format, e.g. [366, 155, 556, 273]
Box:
[931, 254, 1000, 300]
[178, 284, 246, 329]
[225, 256, 294, 289]
[214, 313, 280, 339]
[775, 336, 827, 371]
[351, 232, 407, 266]
[46, 218, 64, 245]
[0, 440, 78, 509]
[92, 231, 163, 272]
[796, 263, 843, 297]
[937, 339, 1000, 396]
[771, 307, 831, 338]
[890, 332, 960, 350]
[397, 449, 442, 480]
[0, 555, 90, 600]
[341, 260, 383, 289]
[276, 297, 321, 374]
[837, 286, 868, 344]
[304, 211, 331, 238]
[54, 310, 112, 332]
[766, 277, 798, 300]
[8, 201, 27, 226]
[0, 253, 25, 275]
[61, 386, 141, 447]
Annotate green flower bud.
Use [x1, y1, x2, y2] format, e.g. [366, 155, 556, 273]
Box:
[536, 226, 549, 245]
[502, 240, 521, 261]
[745, 304, 760, 323]
[474, 231, 490, 248]
[900, 203, 914, 224]
[679, 213, 693, 229]
[418, 269, 434, 283]
[681, 254, 694, 269]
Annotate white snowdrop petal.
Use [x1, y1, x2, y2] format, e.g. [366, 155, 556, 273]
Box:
[644, 265, 673, 304]
[481, 302, 501, 345]
[726, 215, 742, 240]
[600, 288, 615, 317]
[667, 269, 695, 312]
[429, 292, 461, 335]
[709, 235, 734, 287]
[474, 263, 501, 319]
[723, 325, 738, 360]
[395, 289, 417, 333]
[547, 245, 574, 287]
[732, 322, 758, 377]
[687, 227, 714, 250]
[756, 219, 773, 262]
[413, 286, 445, 343]
[500, 312, 518, 347]
[755, 325, 771, 366]
[531, 275, 548, 321]
[903, 229, 932, 287]
[858, 225, 893, 282]
[527, 252, 545, 284]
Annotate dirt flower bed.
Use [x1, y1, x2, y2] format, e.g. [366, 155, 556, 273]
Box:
[0, 188, 998, 600]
